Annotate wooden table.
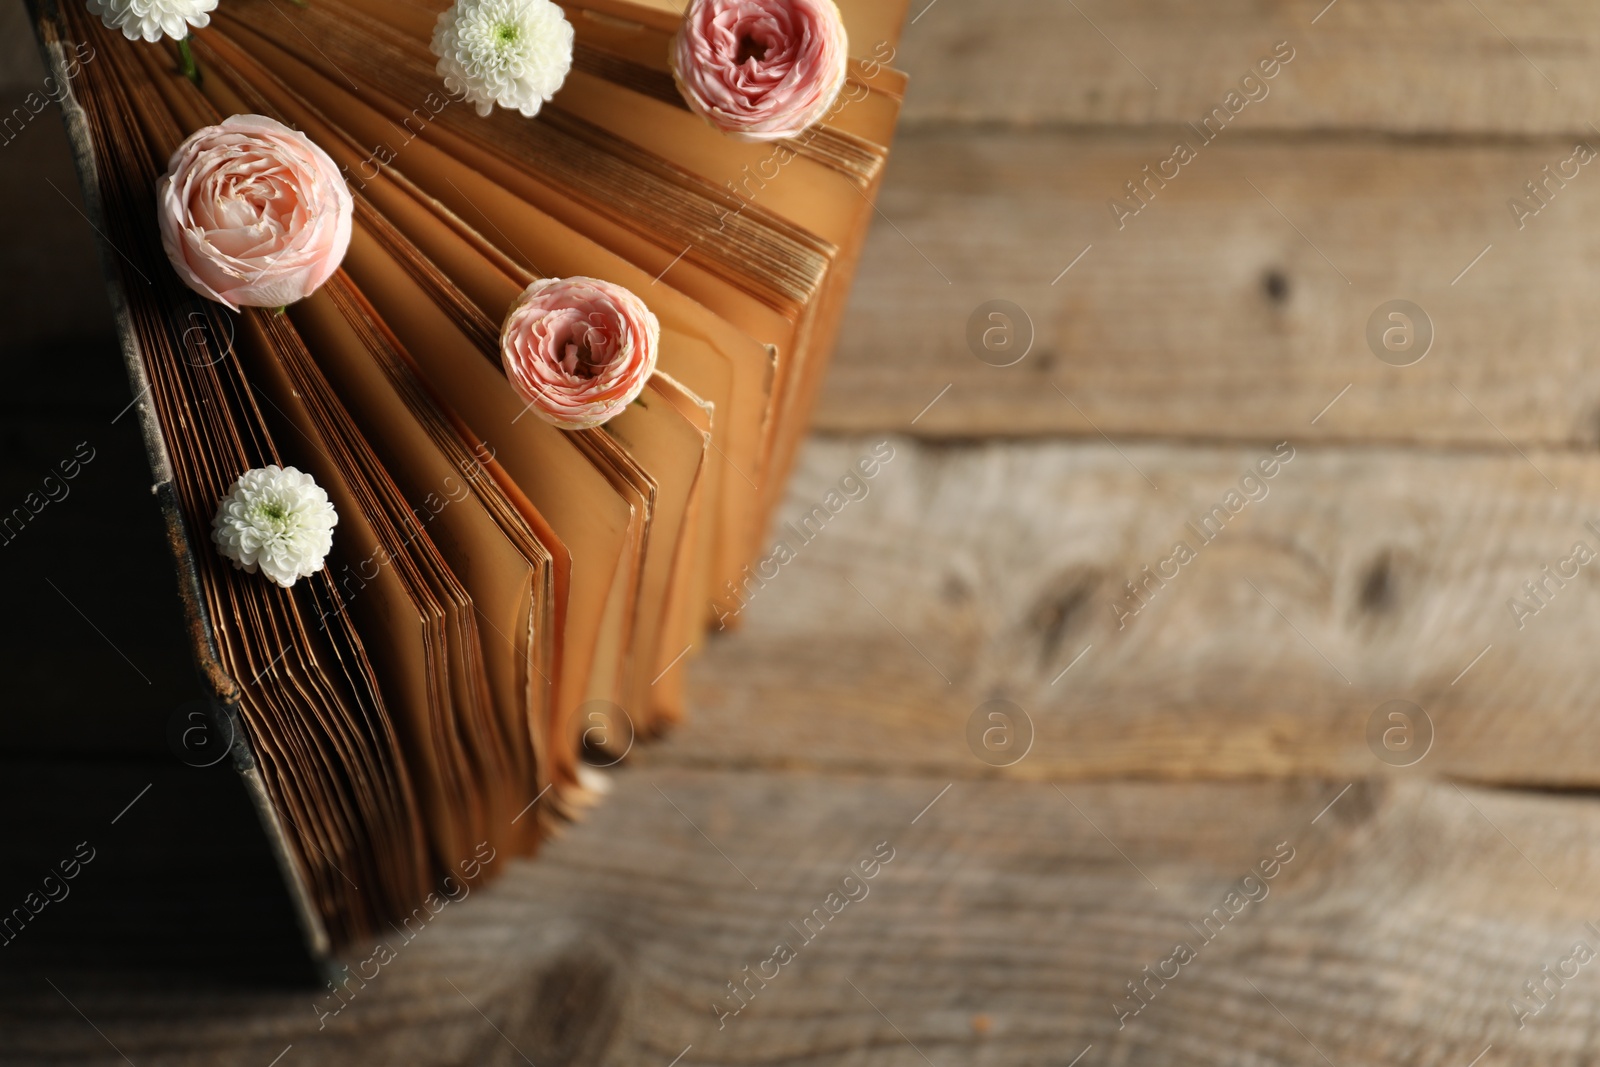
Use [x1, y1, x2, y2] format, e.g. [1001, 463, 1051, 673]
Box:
[7, 1, 1600, 1063]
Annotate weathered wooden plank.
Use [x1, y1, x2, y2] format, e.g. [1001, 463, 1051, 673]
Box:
[4, 769, 1595, 1065]
[815, 129, 1600, 446]
[679, 437, 1600, 785]
[897, 0, 1600, 135]
[23, 0, 1600, 137]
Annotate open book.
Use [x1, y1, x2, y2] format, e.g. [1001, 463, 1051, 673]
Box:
[30, 0, 907, 964]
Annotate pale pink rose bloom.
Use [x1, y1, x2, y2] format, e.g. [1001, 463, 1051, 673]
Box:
[157, 115, 352, 311]
[500, 277, 660, 431]
[671, 0, 849, 143]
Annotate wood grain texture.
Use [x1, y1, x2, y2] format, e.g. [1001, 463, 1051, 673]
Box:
[675, 437, 1600, 785]
[814, 129, 1600, 445]
[5, 768, 1597, 1065]
[13, 2, 1600, 1063]
[895, 0, 1599, 135]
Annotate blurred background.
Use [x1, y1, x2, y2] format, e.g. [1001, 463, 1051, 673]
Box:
[5, 0, 1600, 1063]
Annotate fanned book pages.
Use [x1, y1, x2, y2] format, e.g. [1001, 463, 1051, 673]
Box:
[28, 0, 908, 966]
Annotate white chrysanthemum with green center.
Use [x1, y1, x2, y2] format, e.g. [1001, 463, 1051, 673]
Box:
[431, 0, 575, 118]
[212, 465, 338, 589]
[85, 0, 218, 42]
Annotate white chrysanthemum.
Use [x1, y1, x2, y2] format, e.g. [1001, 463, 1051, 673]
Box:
[85, 0, 218, 43]
[212, 465, 338, 589]
[431, 0, 574, 118]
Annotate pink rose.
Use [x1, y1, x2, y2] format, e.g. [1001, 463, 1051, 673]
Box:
[670, 0, 849, 143]
[157, 115, 352, 311]
[500, 277, 660, 430]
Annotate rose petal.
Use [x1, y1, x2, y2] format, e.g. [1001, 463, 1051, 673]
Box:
[671, 0, 848, 142]
[157, 115, 353, 309]
[499, 277, 660, 430]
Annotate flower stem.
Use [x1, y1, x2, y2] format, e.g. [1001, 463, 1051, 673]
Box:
[177, 37, 200, 85]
